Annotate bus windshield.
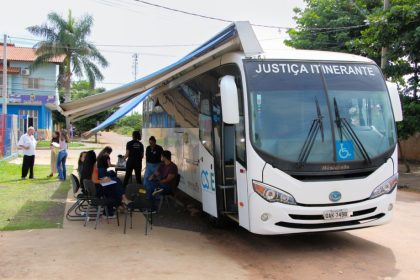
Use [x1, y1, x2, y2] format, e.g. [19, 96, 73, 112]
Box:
[244, 60, 397, 170]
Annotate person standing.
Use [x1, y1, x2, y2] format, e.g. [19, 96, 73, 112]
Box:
[56, 129, 69, 181]
[143, 136, 163, 191]
[48, 131, 60, 177]
[123, 131, 144, 188]
[69, 122, 74, 141]
[18, 126, 37, 179]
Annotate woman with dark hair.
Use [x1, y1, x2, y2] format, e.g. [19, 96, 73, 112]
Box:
[77, 151, 87, 179]
[123, 131, 144, 188]
[57, 129, 69, 180]
[48, 131, 60, 177]
[81, 150, 122, 217]
[97, 146, 115, 178]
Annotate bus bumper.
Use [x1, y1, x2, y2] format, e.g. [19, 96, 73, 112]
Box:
[248, 188, 397, 235]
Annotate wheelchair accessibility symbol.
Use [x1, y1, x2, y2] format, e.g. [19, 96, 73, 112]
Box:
[336, 140, 354, 161]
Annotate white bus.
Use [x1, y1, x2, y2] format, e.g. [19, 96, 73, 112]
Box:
[140, 23, 402, 235]
[62, 22, 402, 235]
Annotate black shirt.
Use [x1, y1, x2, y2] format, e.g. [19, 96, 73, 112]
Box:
[97, 154, 110, 169]
[146, 144, 163, 164]
[126, 140, 144, 162]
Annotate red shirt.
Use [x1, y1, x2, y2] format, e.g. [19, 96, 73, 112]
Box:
[158, 162, 178, 181]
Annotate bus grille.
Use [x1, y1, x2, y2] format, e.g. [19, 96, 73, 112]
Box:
[276, 213, 385, 229]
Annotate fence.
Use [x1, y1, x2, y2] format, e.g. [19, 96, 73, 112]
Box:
[0, 114, 19, 160]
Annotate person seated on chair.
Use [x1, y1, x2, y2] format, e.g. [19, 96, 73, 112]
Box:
[77, 151, 87, 179]
[147, 150, 178, 209]
[96, 146, 117, 179]
[81, 150, 124, 217]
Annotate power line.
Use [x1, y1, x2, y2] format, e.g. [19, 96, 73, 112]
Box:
[132, 0, 370, 31]
[8, 37, 180, 57]
[9, 36, 199, 48]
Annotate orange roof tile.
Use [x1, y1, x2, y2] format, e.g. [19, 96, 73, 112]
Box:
[0, 44, 64, 63]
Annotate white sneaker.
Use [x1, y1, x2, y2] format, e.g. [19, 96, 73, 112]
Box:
[152, 188, 164, 196]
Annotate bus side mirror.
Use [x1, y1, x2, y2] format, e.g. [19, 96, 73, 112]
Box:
[386, 82, 403, 122]
[220, 75, 240, 124]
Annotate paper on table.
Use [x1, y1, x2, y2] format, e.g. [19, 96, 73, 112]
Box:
[100, 180, 116, 186]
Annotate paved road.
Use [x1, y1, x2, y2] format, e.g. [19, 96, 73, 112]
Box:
[1, 132, 419, 279]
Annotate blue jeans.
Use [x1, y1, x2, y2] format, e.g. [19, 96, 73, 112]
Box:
[56, 150, 68, 180]
[143, 162, 160, 189]
[147, 178, 171, 210]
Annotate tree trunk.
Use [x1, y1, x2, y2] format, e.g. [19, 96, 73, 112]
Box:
[398, 139, 411, 173]
[64, 67, 71, 129]
[413, 62, 418, 100]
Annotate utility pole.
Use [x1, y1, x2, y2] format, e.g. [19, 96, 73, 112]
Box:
[2, 34, 8, 115]
[380, 0, 390, 71]
[132, 53, 139, 80]
[131, 53, 139, 115]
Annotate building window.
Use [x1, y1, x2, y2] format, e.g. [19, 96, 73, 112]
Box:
[24, 77, 42, 89]
[19, 109, 39, 130]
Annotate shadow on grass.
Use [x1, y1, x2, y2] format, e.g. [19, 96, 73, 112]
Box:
[1, 200, 66, 231]
[50, 179, 71, 200]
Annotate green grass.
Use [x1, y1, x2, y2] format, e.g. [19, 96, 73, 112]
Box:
[0, 161, 71, 231]
[37, 140, 85, 149]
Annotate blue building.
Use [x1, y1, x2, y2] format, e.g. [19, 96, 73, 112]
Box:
[0, 43, 63, 140]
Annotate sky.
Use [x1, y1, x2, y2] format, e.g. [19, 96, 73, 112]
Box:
[1, 0, 305, 91]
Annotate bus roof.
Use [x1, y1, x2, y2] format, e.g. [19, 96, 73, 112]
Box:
[260, 49, 374, 63]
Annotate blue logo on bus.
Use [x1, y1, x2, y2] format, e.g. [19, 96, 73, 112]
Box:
[329, 191, 342, 202]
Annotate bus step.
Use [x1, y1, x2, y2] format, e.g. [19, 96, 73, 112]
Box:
[219, 185, 235, 189]
[225, 213, 239, 223]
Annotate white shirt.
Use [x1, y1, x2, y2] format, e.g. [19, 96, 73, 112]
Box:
[59, 139, 68, 151]
[18, 133, 37, 156]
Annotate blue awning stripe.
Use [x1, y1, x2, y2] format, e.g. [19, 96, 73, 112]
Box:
[87, 87, 154, 135]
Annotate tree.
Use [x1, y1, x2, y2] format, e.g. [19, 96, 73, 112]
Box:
[285, 0, 382, 62]
[354, 0, 420, 97]
[115, 112, 143, 130]
[286, 0, 420, 172]
[27, 10, 108, 128]
[69, 80, 116, 133]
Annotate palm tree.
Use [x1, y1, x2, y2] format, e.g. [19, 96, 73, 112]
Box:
[27, 10, 108, 127]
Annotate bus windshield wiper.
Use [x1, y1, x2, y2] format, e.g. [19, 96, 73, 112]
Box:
[333, 98, 371, 163]
[297, 97, 324, 168]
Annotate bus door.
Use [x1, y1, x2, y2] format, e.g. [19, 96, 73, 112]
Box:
[199, 97, 218, 217]
[214, 95, 239, 220]
[220, 123, 238, 217]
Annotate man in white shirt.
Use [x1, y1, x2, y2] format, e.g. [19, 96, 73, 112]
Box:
[18, 127, 37, 179]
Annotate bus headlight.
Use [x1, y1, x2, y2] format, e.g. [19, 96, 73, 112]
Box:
[252, 180, 296, 205]
[370, 174, 398, 199]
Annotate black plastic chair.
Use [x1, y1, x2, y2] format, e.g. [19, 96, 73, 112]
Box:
[66, 174, 91, 221]
[123, 184, 154, 235]
[83, 179, 119, 229]
[156, 174, 181, 213]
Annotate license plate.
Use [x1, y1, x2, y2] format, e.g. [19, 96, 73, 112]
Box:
[323, 209, 349, 220]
